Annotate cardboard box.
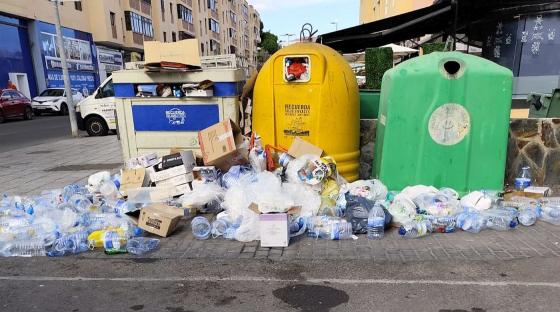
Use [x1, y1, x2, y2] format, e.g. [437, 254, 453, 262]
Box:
[161, 153, 184, 170]
[125, 153, 159, 169]
[144, 39, 201, 68]
[259, 213, 289, 247]
[524, 186, 551, 197]
[198, 119, 249, 171]
[288, 137, 323, 158]
[127, 184, 190, 202]
[156, 174, 189, 187]
[249, 203, 301, 248]
[150, 165, 187, 182]
[131, 204, 185, 237]
[504, 191, 543, 201]
[120, 168, 148, 196]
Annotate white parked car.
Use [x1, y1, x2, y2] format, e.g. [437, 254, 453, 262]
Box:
[31, 88, 84, 116]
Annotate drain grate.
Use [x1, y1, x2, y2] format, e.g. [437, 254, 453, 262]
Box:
[46, 163, 122, 171]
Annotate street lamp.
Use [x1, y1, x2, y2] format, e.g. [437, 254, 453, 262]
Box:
[49, 0, 79, 138]
[331, 22, 338, 31]
[283, 33, 295, 45]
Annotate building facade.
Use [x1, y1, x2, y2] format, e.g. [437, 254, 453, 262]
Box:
[0, 0, 261, 97]
[359, 0, 433, 24]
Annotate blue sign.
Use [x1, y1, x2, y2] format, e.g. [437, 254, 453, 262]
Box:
[132, 104, 220, 131]
[46, 69, 96, 96]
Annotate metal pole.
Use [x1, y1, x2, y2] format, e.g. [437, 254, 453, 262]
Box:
[53, 0, 78, 137]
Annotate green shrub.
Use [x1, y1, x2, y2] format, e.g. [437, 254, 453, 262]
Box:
[421, 42, 446, 55]
[365, 47, 393, 90]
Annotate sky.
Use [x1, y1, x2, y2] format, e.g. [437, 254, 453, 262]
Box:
[248, 0, 360, 42]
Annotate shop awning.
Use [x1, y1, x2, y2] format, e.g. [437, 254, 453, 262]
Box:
[317, 0, 560, 53]
[317, 2, 453, 53]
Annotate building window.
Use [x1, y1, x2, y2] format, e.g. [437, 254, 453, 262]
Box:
[163, 31, 167, 42]
[198, 0, 201, 12]
[208, 0, 217, 11]
[229, 10, 237, 23]
[201, 43, 204, 54]
[170, 3, 174, 22]
[110, 12, 116, 26]
[74, 1, 82, 11]
[124, 11, 153, 37]
[161, 0, 165, 21]
[142, 16, 154, 37]
[228, 27, 236, 38]
[172, 32, 176, 42]
[177, 4, 193, 23]
[209, 18, 219, 33]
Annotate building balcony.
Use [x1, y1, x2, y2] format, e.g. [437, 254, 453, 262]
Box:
[232, 38, 238, 46]
[181, 20, 195, 35]
[186, 0, 193, 7]
[211, 31, 220, 41]
[132, 32, 143, 45]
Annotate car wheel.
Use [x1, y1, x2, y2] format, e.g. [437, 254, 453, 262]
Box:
[0, 111, 4, 123]
[34, 110, 42, 116]
[59, 103, 68, 116]
[23, 106, 34, 120]
[85, 116, 108, 136]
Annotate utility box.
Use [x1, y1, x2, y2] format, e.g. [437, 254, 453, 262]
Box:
[528, 89, 560, 118]
[113, 69, 244, 159]
[374, 52, 513, 193]
[252, 43, 360, 181]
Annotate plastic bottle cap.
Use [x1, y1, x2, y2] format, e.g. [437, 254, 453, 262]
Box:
[398, 227, 406, 236]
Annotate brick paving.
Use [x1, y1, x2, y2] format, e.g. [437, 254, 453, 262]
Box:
[2, 136, 560, 262]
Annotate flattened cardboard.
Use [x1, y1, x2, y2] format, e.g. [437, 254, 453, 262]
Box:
[135, 204, 185, 237]
[287, 137, 323, 158]
[144, 39, 201, 68]
[120, 168, 147, 196]
[198, 119, 248, 171]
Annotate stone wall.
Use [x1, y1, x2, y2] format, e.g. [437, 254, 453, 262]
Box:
[507, 118, 560, 186]
[358, 118, 560, 187]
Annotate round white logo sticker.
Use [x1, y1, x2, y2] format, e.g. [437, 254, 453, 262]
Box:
[428, 103, 470, 146]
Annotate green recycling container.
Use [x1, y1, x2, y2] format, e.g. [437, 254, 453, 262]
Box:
[373, 52, 513, 193]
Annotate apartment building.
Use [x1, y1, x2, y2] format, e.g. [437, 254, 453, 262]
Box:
[0, 0, 261, 98]
[360, 0, 433, 24]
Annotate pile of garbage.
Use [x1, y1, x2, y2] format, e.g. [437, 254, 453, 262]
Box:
[2, 121, 560, 257]
[0, 172, 160, 257]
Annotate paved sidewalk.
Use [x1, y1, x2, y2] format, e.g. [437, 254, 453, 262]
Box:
[0, 135, 122, 196]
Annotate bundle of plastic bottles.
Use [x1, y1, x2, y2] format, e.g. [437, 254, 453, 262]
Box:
[0, 178, 160, 257]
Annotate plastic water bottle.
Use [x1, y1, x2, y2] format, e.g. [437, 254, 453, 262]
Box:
[427, 215, 456, 233]
[328, 220, 353, 240]
[514, 166, 532, 191]
[518, 205, 538, 226]
[211, 219, 230, 238]
[367, 203, 385, 239]
[398, 220, 432, 238]
[539, 205, 560, 225]
[0, 240, 46, 257]
[47, 231, 89, 257]
[483, 209, 518, 231]
[103, 231, 127, 251]
[191, 216, 211, 239]
[126, 237, 160, 255]
[99, 180, 119, 199]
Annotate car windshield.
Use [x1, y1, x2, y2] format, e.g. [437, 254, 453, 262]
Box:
[39, 89, 64, 97]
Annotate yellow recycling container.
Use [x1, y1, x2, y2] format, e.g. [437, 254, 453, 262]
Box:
[252, 42, 360, 181]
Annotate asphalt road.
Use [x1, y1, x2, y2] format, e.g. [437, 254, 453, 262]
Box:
[0, 256, 558, 312]
[0, 114, 74, 153]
